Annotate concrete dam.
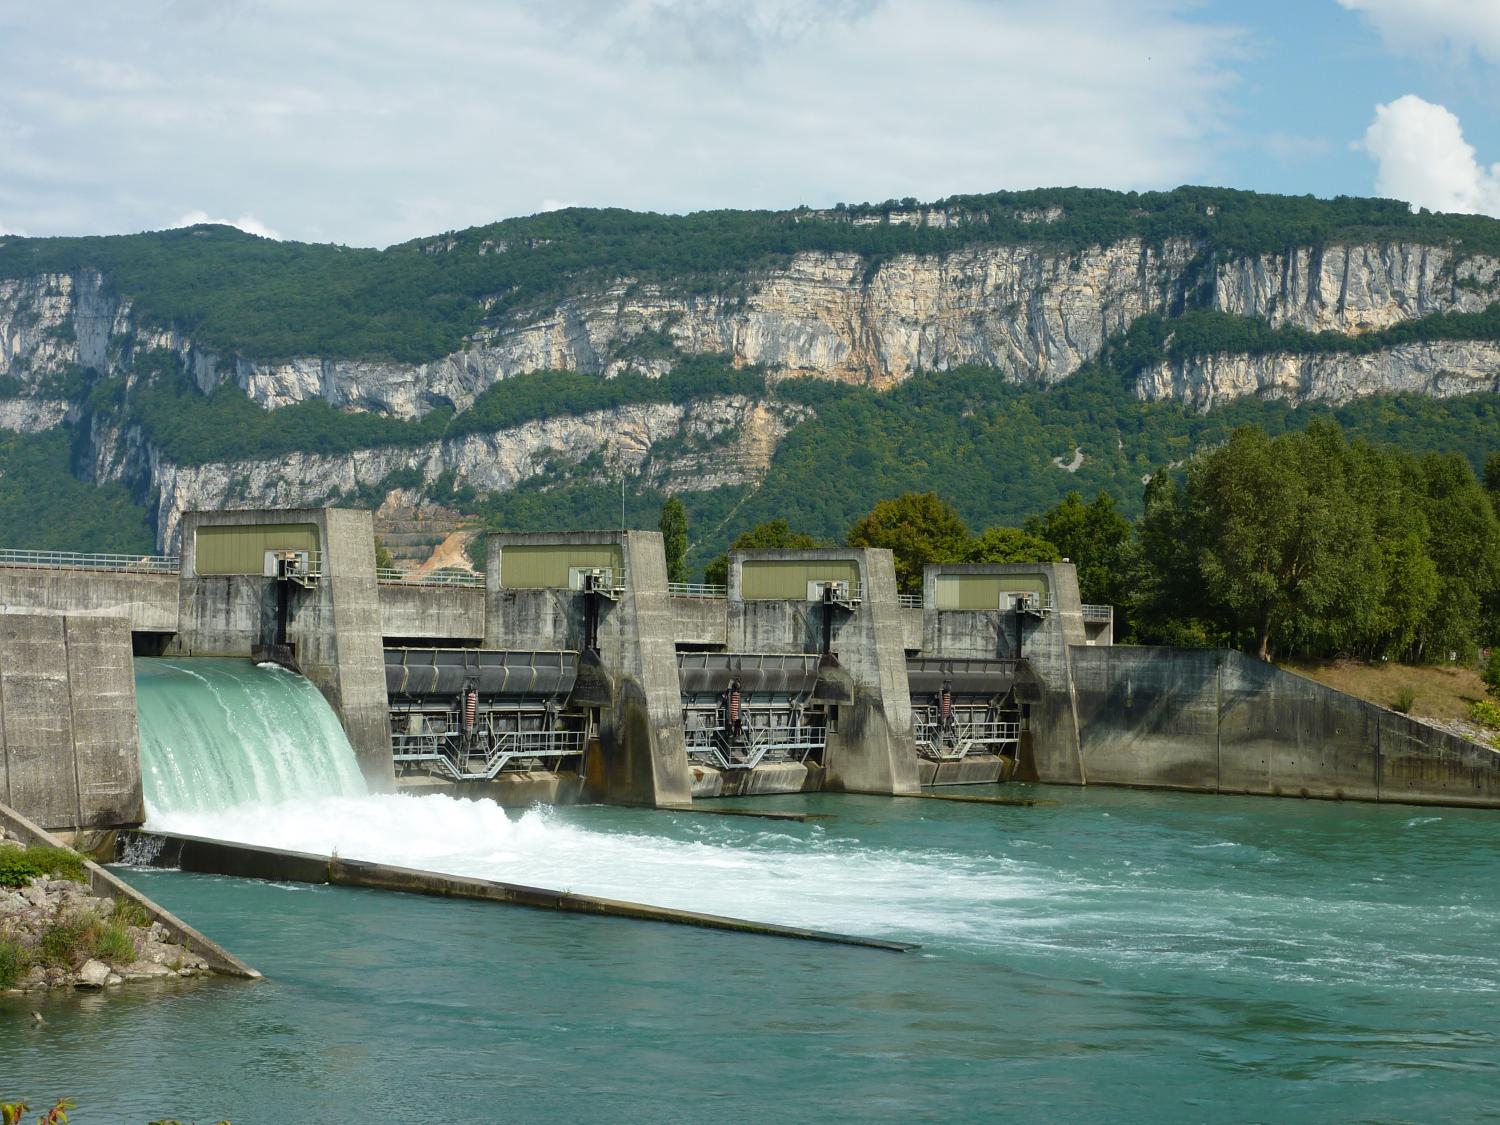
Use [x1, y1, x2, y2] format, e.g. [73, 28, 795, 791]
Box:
[0, 505, 1497, 842]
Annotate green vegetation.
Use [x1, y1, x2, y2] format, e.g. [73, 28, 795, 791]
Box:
[846, 493, 972, 592]
[0, 429, 154, 555]
[1131, 421, 1499, 662]
[97, 349, 763, 468]
[0, 937, 26, 989]
[658, 498, 689, 584]
[0, 844, 87, 888]
[2, 1096, 74, 1125]
[1471, 700, 1500, 733]
[1484, 648, 1500, 698]
[1394, 686, 1417, 714]
[6, 187, 1500, 365]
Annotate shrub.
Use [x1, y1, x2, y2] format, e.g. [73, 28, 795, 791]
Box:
[1483, 648, 1500, 699]
[1393, 686, 1417, 714]
[89, 920, 136, 965]
[0, 845, 87, 889]
[111, 897, 150, 930]
[1470, 699, 1500, 730]
[0, 937, 29, 989]
[37, 914, 90, 968]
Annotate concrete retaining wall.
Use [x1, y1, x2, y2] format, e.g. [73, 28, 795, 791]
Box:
[130, 830, 914, 951]
[0, 570, 178, 633]
[669, 597, 728, 647]
[0, 614, 143, 830]
[1066, 646, 1500, 807]
[378, 584, 485, 641]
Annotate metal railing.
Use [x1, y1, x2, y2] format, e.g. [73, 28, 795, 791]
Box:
[377, 567, 485, 589]
[668, 581, 728, 599]
[684, 725, 827, 772]
[1081, 604, 1114, 622]
[0, 549, 180, 575]
[392, 728, 586, 781]
[914, 720, 1021, 761]
[898, 593, 924, 609]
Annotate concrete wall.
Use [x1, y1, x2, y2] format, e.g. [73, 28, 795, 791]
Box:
[1067, 645, 1500, 808]
[486, 531, 693, 807]
[670, 596, 728, 647]
[173, 508, 394, 790]
[727, 549, 920, 795]
[0, 569, 178, 632]
[0, 613, 143, 831]
[377, 584, 485, 641]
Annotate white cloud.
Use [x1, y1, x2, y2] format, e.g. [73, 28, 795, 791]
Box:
[0, 0, 1246, 246]
[1337, 0, 1500, 66]
[1360, 94, 1500, 216]
[0, 222, 25, 236]
[171, 210, 282, 239]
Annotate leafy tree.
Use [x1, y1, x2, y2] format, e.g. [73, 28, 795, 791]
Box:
[1024, 491, 1132, 606]
[1485, 451, 1500, 499]
[846, 492, 969, 593]
[1482, 647, 1500, 699]
[658, 497, 689, 583]
[703, 519, 821, 586]
[964, 526, 1059, 564]
[374, 538, 395, 570]
[1146, 423, 1371, 660]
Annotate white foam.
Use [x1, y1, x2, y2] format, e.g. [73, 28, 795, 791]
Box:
[147, 792, 1046, 942]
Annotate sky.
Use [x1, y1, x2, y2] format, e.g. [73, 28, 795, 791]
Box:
[1, 0, 1498, 247]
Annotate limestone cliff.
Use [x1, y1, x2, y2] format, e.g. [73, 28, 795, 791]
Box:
[90, 396, 803, 550]
[2, 229, 1498, 550]
[5, 239, 1498, 422]
[1136, 340, 1500, 411]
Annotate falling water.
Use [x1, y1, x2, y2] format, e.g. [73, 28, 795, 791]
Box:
[134, 657, 366, 816]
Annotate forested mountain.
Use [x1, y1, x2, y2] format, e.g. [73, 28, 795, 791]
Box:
[0, 185, 1496, 568]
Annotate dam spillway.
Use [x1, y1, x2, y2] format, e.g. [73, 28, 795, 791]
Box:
[135, 658, 366, 816]
[0, 504, 1497, 843]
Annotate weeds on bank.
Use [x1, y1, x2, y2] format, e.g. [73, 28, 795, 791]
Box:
[0, 937, 26, 989]
[1470, 700, 1500, 746]
[33, 910, 137, 970]
[0, 846, 87, 889]
[1393, 686, 1417, 713]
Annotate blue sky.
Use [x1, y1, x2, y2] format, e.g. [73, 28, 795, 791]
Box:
[1, 0, 1498, 246]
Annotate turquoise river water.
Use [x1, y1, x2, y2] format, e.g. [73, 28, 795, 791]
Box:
[5, 787, 1500, 1123]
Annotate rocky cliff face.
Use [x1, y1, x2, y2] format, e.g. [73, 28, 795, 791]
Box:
[2, 236, 1497, 549]
[6, 239, 1497, 422]
[92, 396, 803, 549]
[1136, 340, 1500, 412]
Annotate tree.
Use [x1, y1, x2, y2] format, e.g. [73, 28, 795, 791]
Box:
[1485, 451, 1500, 500]
[846, 492, 969, 593]
[964, 526, 1059, 564]
[703, 519, 821, 586]
[1148, 423, 1370, 660]
[658, 497, 689, 583]
[374, 537, 395, 571]
[1024, 490, 1132, 606]
[1482, 646, 1500, 699]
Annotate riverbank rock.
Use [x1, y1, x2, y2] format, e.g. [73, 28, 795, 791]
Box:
[1, 842, 210, 992]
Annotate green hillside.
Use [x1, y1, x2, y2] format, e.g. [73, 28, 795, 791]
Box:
[5, 185, 1500, 364]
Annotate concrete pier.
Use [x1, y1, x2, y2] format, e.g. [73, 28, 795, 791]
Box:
[171, 508, 394, 790]
[0, 613, 142, 832]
